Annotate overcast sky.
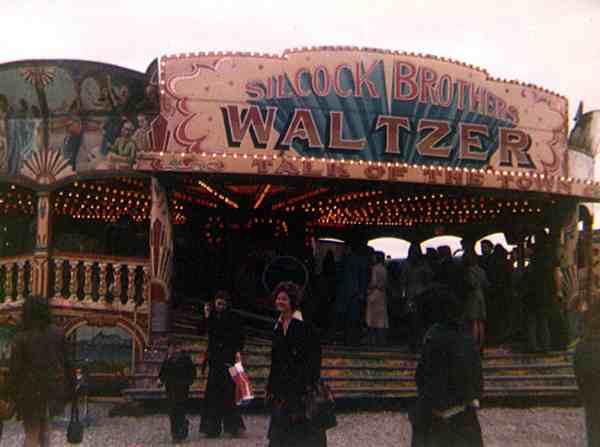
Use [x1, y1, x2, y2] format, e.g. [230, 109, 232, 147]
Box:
[3, 0, 600, 123]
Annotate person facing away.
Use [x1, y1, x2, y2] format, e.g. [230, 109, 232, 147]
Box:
[335, 242, 365, 346]
[523, 234, 558, 353]
[366, 251, 389, 346]
[463, 251, 489, 353]
[158, 338, 196, 443]
[267, 281, 326, 447]
[198, 290, 246, 438]
[7, 296, 73, 447]
[411, 288, 484, 447]
[402, 242, 434, 352]
[574, 300, 600, 447]
[486, 244, 515, 341]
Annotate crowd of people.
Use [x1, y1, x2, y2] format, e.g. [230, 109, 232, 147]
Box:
[0, 280, 598, 446]
[312, 234, 567, 354]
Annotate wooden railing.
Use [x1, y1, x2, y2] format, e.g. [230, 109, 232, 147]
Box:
[0, 254, 33, 306]
[51, 252, 150, 312]
[0, 253, 150, 312]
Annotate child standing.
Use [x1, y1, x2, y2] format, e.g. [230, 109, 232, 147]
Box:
[158, 338, 197, 443]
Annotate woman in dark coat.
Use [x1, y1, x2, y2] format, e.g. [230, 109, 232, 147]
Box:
[8, 296, 73, 447]
[198, 291, 246, 438]
[267, 281, 326, 447]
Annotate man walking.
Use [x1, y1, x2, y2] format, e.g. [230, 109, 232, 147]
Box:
[411, 287, 484, 447]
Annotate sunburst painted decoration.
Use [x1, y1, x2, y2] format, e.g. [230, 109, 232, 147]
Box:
[19, 67, 56, 89]
[20, 146, 75, 184]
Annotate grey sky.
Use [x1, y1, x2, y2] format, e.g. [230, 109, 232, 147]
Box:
[2, 0, 599, 123]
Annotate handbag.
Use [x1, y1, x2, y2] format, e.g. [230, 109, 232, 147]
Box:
[304, 380, 337, 430]
[67, 399, 84, 444]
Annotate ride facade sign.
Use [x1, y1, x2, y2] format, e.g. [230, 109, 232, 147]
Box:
[137, 48, 597, 198]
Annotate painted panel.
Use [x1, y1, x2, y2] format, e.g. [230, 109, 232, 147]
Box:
[0, 61, 159, 180]
[159, 49, 568, 174]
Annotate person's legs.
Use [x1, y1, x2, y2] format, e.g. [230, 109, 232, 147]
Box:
[23, 417, 42, 447]
[538, 313, 551, 352]
[168, 399, 178, 440]
[223, 373, 245, 436]
[38, 415, 50, 447]
[446, 409, 483, 447]
[582, 395, 600, 447]
[527, 313, 539, 352]
[469, 320, 480, 348]
[477, 320, 486, 351]
[377, 328, 387, 346]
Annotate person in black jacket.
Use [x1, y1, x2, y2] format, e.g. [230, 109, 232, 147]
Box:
[574, 301, 600, 447]
[198, 290, 246, 438]
[158, 338, 196, 443]
[267, 281, 326, 447]
[411, 287, 484, 447]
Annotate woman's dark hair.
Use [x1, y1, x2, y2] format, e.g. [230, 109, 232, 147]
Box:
[375, 251, 385, 264]
[272, 281, 303, 310]
[407, 242, 423, 262]
[21, 295, 52, 331]
[213, 290, 232, 304]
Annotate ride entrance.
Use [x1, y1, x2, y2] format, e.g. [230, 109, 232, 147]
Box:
[0, 48, 597, 399]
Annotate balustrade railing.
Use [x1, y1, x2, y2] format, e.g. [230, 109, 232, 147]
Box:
[51, 252, 150, 311]
[0, 255, 32, 305]
[0, 252, 150, 311]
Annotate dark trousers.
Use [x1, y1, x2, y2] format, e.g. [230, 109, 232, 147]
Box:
[412, 408, 483, 447]
[527, 312, 550, 352]
[575, 339, 600, 447]
[201, 363, 245, 436]
[168, 398, 189, 441]
[342, 297, 362, 346]
[268, 400, 327, 447]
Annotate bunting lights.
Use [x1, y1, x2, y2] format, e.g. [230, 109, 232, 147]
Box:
[0, 185, 35, 216]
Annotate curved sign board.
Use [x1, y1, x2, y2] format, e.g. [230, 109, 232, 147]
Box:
[137, 48, 600, 199]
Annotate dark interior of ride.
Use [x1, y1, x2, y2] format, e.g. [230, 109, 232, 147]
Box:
[0, 175, 581, 350]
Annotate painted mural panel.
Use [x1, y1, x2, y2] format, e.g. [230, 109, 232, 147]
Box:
[159, 49, 568, 174]
[69, 325, 133, 373]
[0, 60, 159, 180]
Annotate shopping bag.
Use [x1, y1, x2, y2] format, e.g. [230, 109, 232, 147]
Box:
[228, 362, 254, 406]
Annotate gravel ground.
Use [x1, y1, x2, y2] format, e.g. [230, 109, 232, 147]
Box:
[0, 405, 586, 446]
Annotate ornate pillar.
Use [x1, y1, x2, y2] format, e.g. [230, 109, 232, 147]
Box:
[98, 262, 108, 303]
[53, 259, 63, 299]
[16, 261, 25, 301]
[127, 265, 137, 305]
[142, 265, 150, 307]
[68, 261, 78, 301]
[557, 202, 579, 311]
[32, 191, 52, 298]
[149, 177, 173, 337]
[112, 264, 123, 303]
[4, 263, 14, 301]
[83, 261, 93, 302]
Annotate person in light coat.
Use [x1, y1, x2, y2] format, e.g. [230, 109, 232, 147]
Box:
[366, 251, 389, 345]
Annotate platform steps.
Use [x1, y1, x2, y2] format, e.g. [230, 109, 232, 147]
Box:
[122, 336, 579, 402]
